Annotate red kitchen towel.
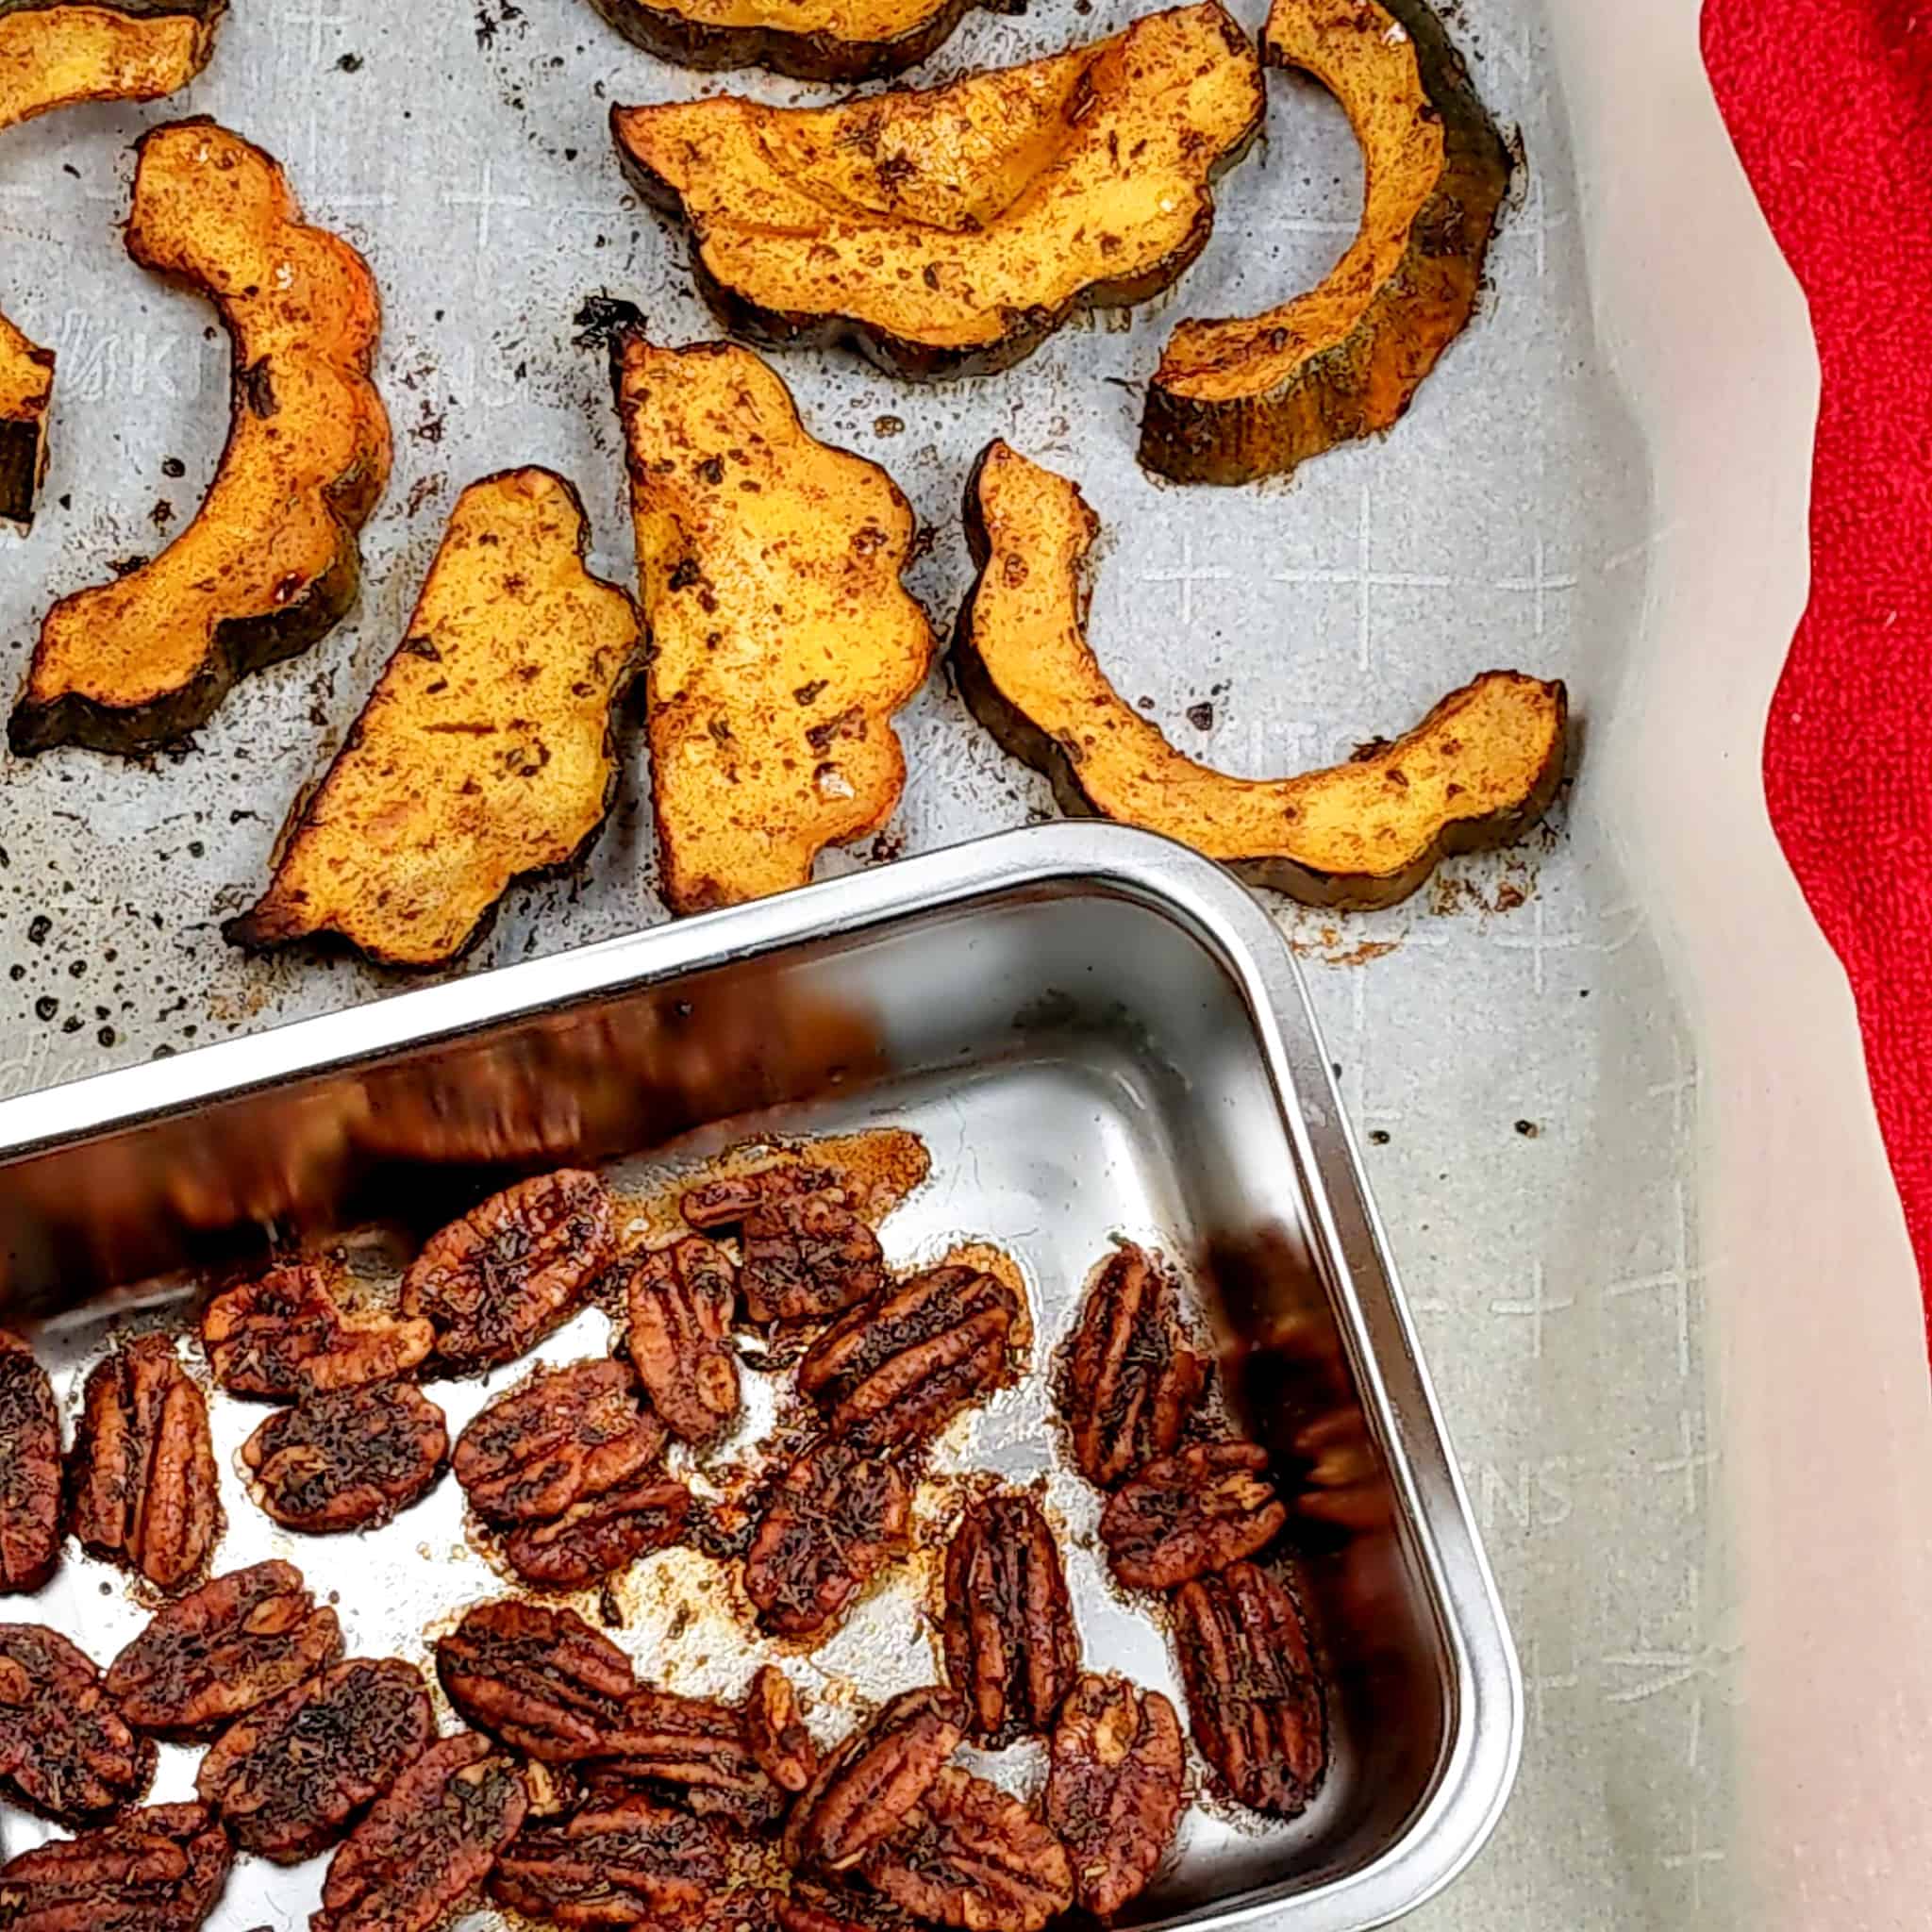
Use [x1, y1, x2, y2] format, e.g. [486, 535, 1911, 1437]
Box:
[1704, 0, 1932, 1343]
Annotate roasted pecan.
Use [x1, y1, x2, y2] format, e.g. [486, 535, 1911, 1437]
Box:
[744, 1664, 817, 1793]
[1056, 1244, 1208, 1489]
[201, 1264, 434, 1400]
[0, 1624, 154, 1825]
[1171, 1560, 1327, 1818]
[105, 1560, 343, 1738]
[623, 1237, 741, 1446]
[744, 1436, 909, 1639]
[683, 1167, 886, 1324]
[0, 1802, 231, 1932]
[941, 1492, 1079, 1746]
[797, 1266, 1017, 1452]
[437, 1599, 638, 1760]
[502, 1474, 691, 1590]
[491, 1794, 724, 1926]
[1099, 1441, 1286, 1590]
[778, 1881, 919, 1932]
[68, 1335, 219, 1593]
[454, 1358, 667, 1524]
[860, 1768, 1073, 1932]
[242, 1382, 448, 1534]
[197, 1657, 435, 1863]
[1045, 1673, 1185, 1916]
[782, 1688, 963, 1874]
[400, 1169, 615, 1374]
[315, 1731, 527, 1932]
[583, 1687, 785, 1833]
[0, 1333, 60, 1596]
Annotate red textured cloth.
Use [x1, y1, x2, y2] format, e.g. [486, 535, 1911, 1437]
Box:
[1704, 0, 1932, 1339]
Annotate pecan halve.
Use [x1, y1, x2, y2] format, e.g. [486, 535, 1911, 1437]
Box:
[781, 1688, 963, 1874]
[69, 1335, 219, 1593]
[860, 1767, 1073, 1932]
[315, 1731, 527, 1932]
[438, 1599, 638, 1760]
[683, 1167, 886, 1324]
[744, 1436, 910, 1640]
[623, 1237, 741, 1446]
[454, 1358, 667, 1524]
[197, 1657, 436, 1863]
[1099, 1441, 1287, 1590]
[502, 1475, 691, 1591]
[744, 1664, 817, 1793]
[0, 1802, 232, 1932]
[201, 1264, 434, 1400]
[797, 1266, 1017, 1452]
[0, 1332, 61, 1595]
[0, 1624, 154, 1825]
[400, 1169, 615, 1374]
[1056, 1244, 1208, 1489]
[106, 1560, 343, 1738]
[1171, 1560, 1327, 1819]
[941, 1492, 1079, 1746]
[1045, 1673, 1185, 1916]
[491, 1794, 724, 1927]
[242, 1382, 449, 1534]
[779, 1880, 920, 1932]
[584, 1687, 785, 1833]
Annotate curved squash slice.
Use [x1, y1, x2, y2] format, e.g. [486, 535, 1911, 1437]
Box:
[225, 469, 641, 969]
[955, 441, 1566, 908]
[585, 0, 1012, 83]
[1141, 0, 1510, 485]
[610, 330, 934, 913]
[10, 117, 390, 756]
[0, 309, 52, 528]
[611, 2, 1262, 379]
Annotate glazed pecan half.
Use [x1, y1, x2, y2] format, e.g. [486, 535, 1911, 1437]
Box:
[623, 1236, 741, 1446]
[683, 1166, 886, 1324]
[242, 1382, 449, 1533]
[1099, 1441, 1287, 1590]
[0, 1802, 231, 1932]
[0, 1624, 154, 1825]
[502, 1475, 691, 1591]
[782, 1688, 963, 1874]
[778, 1880, 920, 1932]
[0, 1332, 61, 1594]
[583, 1687, 785, 1834]
[1171, 1560, 1327, 1818]
[491, 1794, 724, 1927]
[1045, 1673, 1185, 1916]
[201, 1264, 433, 1400]
[437, 1599, 638, 1761]
[744, 1664, 818, 1793]
[744, 1436, 910, 1640]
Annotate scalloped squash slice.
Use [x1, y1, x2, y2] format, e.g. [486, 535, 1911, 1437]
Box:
[1141, 0, 1509, 484]
[10, 118, 389, 756]
[226, 469, 641, 969]
[611, 2, 1262, 378]
[0, 0, 224, 128]
[586, 0, 1011, 83]
[0, 309, 52, 529]
[610, 330, 934, 913]
[955, 441, 1565, 908]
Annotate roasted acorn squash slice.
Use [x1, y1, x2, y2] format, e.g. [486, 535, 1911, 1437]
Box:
[955, 441, 1566, 908]
[0, 309, 52, 529]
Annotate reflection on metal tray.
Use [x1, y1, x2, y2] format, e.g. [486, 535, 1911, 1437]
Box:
[0, 824, 1519, 1931]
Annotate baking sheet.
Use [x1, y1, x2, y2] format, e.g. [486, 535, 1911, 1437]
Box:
[0, 0, 1742, 1926]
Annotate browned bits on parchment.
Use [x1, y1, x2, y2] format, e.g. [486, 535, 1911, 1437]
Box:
[744, 1663, 818, 1793]
[582, 1687, 785, 1833]
[1171, 1560, 1328, 1819]
[797, 1265, 1018, 1451]
[69, 1334, 219, 1593]
[504, 1474, 691, 1590]
[1056, 1243, 1208, 1489]
[400, 1168, 614, 1374]
[0, 1624, 154, 1825]
[0, 1801, 232, 1932]
[941, 1491, 1080, 1746]
[437, 1599, 639, 1761]
[683, 1165, 886, 1324]
[622, 1236, 741, 1446]
[860, 1766, 1074, 1932]
[491, 1793, 724, 1926]
[1099, 1441, 1287, 1590]
[105, 1560, 343, 1738]
[0, 1332, 61, 1595]
[744, 1436, 910, 1640]
[201, 1265, 433, 1401]
[242, 1383, 448, 1534]
[313, 1731, 526, 1932]
[1045, 1673, 1185, 1916]
[782, 1687, 964, 1874]
[197, 1657, 435, 1863]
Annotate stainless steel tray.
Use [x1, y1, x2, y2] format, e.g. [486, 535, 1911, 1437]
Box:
[0, 823, 1519, 1932]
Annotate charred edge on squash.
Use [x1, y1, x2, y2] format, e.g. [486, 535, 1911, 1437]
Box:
[1139, 0, 1511, 485]
[0, 325, 53, 531]
[583, 0, 1022, 84]
[952, 443, 1567, 908]
[0, 0, 224, 18]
